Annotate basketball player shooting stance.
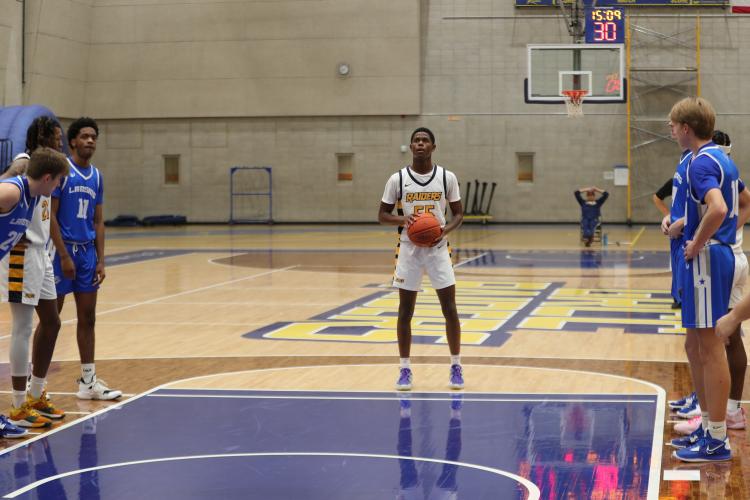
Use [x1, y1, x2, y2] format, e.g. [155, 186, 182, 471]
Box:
[378, 127, 464, 391]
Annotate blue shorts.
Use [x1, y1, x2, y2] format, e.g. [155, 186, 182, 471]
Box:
[681, 243, 734, 329]
[581, 217, 599, 238]
[670, 238, 684, 303]
[53, 241, 99, 295]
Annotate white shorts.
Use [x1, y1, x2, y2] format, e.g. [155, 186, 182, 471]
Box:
[730, 251, 749, 309]
[0, 243, 57, 306]
[393, 239, 455, 291]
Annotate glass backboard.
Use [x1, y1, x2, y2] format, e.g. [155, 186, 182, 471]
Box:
[525, 44, 626, 103]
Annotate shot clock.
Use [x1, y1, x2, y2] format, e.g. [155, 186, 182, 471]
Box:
[585, 7, 625, 44]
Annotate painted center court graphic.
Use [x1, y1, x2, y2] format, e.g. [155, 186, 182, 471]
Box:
[0, 389, 658, 499]
[244, 280, 683, 347]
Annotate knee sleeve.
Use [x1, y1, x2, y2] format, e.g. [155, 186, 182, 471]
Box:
[9, 303, 34, 377]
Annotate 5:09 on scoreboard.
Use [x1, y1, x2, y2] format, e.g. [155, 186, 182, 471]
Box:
[585, 7, 625, 44]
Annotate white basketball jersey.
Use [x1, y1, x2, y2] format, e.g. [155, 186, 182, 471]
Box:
[26, 196, 51, 247]
[10, 153, 50, 247]
[396, 165, 459, 243]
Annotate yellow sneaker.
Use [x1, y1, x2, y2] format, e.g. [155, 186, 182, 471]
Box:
[27, 392, 65, 420]
[9, 403, 52, 428]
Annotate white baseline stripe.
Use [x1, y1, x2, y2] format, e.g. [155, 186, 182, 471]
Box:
[663, 469, 700, 481]
[2, 452, 541, 499]
[152, 385, 658, 397]
[148, 393, 656, 404]
[454, 252, 488, 268]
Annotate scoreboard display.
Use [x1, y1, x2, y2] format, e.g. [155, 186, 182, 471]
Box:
[516, 0, 727, 6]
[585, 7, 624, 43]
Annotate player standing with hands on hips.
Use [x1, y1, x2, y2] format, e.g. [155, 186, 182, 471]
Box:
[668, 98, 737, 463]
[378, 127, 464, 391]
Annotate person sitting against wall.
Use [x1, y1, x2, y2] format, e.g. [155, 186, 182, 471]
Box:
[575, 186, 609, 247]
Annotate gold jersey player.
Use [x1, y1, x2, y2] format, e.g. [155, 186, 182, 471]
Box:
[378, 127, 464, 390]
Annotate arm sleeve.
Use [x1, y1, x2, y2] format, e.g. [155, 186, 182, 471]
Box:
[446, 171, 461, 203]
[655, 179, 672, 200]
[574, 190, 584, 206]
[596, 191, 609, 207]
[381, 174, 399, 205]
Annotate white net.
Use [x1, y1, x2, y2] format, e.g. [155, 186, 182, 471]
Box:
[563, 90, 586, 118]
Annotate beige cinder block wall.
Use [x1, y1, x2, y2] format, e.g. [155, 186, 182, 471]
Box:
[13, 1, 750, 222]
[22, 0, 92, 117]
[0, 0, 23, 106]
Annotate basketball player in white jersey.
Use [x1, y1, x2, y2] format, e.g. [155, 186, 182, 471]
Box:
[1, 117, 67, 429]
[379, 127, 464, 390]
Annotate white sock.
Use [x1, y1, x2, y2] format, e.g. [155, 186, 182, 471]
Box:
[727, 399, 741, 412]
[708, 420, 727, 441]
[399, 358, 410, 369]
[12, 390, 25, 409]
[81, 364, 95, 383]
[701, 411, 710, 431]
[450, 355, 460, 366]
[29, 376, 46, 399]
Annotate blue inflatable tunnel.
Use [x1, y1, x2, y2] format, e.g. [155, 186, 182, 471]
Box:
[0, 105, 65, 172]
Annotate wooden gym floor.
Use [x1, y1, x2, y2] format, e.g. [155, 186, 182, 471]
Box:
[0, 223, 747, 499]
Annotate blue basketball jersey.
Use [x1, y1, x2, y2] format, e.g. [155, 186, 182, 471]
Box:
[670, 150, 691, 224]
[53, 158, 104, 243]
[0, 176, 36, 259]
[685, 143, 739, 246]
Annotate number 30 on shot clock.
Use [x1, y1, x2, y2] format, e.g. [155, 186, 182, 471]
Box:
[585, 7, 624, 44]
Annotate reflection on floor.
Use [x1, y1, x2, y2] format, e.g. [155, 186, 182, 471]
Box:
[0, 390, 657, 499]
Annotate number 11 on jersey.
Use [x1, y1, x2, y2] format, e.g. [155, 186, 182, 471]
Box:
[77, 198, 90, 219]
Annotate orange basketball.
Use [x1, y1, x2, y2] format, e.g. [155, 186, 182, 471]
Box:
[407, 214, 442, 247]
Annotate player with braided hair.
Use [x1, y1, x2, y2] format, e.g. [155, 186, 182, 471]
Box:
[1, 116, 67, 430]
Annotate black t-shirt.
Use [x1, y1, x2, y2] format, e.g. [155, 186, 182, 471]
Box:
[655, 179, 672, 200]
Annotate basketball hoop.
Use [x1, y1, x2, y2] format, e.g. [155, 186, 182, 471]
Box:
[562, 90, 587, 118]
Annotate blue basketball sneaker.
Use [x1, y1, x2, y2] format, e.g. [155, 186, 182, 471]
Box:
[676, 396, 701, 419]
[449, 364, 464, 390]
[396, 368, 413, 391]
[669, 391, 695, 410]
[670, 425, 704, 449]
[673, 430, 731, 463]
[0, 414, 28, 439]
